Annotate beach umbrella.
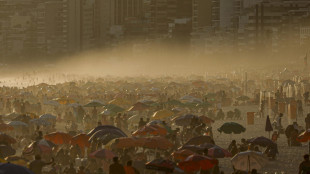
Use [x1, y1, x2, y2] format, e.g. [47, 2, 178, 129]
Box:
[44, 132, 72, 145]
[181, 96, 202, 104]
[180, 95, 196, 101]
[188, 98, 203, 104]
[30, 119, 51, 126]
[70, 134, 90, 148]
[205, 93, 217, 99]
[8, 121, 28, 128]
[145, 159, 175, 173]
[180, 143, 231, 159]
[231, 151, 268, 172]
[0, 145, 16, 158]
[199, 116, 215, 124]
[12, 115, 31, 123]
[265, 115, 273, 138]
[0, 124, 14, 132]
[218, 122, 246, 134]
[183, 102, 199, 108]
[105, 137, 139, 149]
[172, 149, 195, 161]
[23, 139, 55, 156]
[178, 154, 218, 172]
[147, 120, 172, 133]
[297, 129, 310, 153]
[0, 162, 34, 174]
[87, 125, 126, 137]
[207, 145, 232, 158]
[139, 99, 156, 105]
[297, 129, 310, 142]
[101, 110, 112, 116]
[195, 102, 212, 109]
[179, 145, 205, 153]
[147, 120, 164, 125]
[128, 102, 149, 112]
[52, 97, 75, 105]
[43, 100, 60, 106]
[89, 149, 115, 160]
[0, 133, 16, 145]
[89, 129, 127, 142]
[26, 113, 37, 119]
[173, 114, 198, 126]
[247, 136, 276, 148]
[132, 124, 167, 137]
[128, 115, 141, 123]
[84, 100, 105, 107]
[22, 142, 37, 156]
[5, 112, 20, 118]
[150, 87, 160, 92]
[5, 156, 28, 167]
[138, 137, 173, 150]
[23, 142, 51, 156]
[103, 104, 125, 113]
[68, 103, 81, 107]
[37, 139, 56, 148]
[97, 133, 122, 145]
[172, 107, 185, 114]
[184, 136, 214, 146]
[39, 114, 56, 121]
[165, 100, 184, 107]
[152, 109, 174, 120]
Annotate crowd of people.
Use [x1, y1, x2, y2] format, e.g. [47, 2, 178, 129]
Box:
[0, 70, 309, 174]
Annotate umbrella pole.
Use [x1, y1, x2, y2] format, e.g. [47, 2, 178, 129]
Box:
[268, 131, 271, 139]
[308, 141, 310, 154]
[248, 155, 251, 173]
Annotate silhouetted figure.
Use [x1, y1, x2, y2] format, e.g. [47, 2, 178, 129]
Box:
[124, 160, 139, 174]
[29, 155, 54, 174]
[299, 154, 310, 174]
[228, 140, 238, 156]
[138, 118, 146, 128]
[109, 157, 125, 174]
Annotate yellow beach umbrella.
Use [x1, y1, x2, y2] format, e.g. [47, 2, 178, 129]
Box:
[152, 109, 174, 120]
[53, 97, 75, 105]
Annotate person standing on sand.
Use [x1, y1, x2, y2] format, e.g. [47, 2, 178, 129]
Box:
[228, 140, 238, 156]
[299, 154, 310, 174]
[109, 157, 125, 174]
[138, 118, 146, 128]
[272, 131, 279, 143]
[305, 113, 310, 130]
[124, 160, 139, 174]
[29, 155, 54, 174]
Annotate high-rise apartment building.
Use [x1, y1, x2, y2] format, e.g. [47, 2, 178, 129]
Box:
[0, 0, 310, 59]
[148, 0, 192, 44]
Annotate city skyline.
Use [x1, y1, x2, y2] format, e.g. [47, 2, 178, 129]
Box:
[0, 0, 310, 62]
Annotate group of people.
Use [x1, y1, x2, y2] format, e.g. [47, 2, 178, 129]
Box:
[1, 72, 310, 174]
